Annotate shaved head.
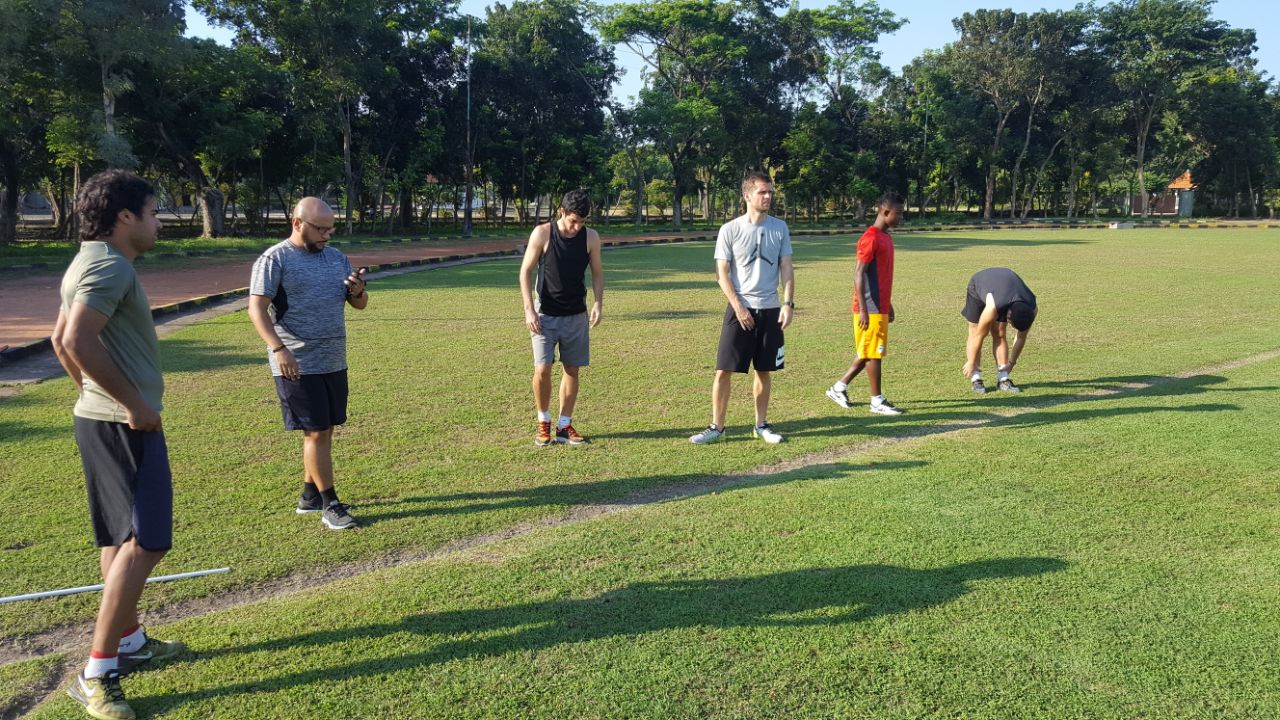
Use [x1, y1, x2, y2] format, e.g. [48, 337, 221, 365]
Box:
[294, 197, 334, 224]
[291, 197, 337, 253]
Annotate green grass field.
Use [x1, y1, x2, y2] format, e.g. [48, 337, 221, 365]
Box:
[4, 228, 1279, 718]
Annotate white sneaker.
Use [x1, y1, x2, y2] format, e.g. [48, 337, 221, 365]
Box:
[870, 399, 904, 416]
[753, 423, 784, 444]
[689, 425, 725, 444]
[826, 385, 854, 409]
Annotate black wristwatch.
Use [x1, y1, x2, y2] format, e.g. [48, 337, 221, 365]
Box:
[783, 301, 796, 308]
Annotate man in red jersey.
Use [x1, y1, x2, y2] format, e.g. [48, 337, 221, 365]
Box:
[826, 192, 905, 415]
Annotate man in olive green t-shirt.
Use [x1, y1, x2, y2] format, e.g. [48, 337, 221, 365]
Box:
[51, 170, 183, 720]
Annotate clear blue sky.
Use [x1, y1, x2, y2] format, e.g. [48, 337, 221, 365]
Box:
[185, 0, 1277, 103]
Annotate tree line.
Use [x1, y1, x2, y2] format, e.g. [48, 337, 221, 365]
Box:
[0, 0, 1270, 245]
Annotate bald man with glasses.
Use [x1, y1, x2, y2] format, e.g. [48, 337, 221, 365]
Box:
[249, 198, 368, 530]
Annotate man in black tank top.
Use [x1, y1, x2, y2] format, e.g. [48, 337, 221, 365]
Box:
[519, 190, 605, 446]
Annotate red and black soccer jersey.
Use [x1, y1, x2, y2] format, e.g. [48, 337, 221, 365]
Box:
[853, 226, 894, 314]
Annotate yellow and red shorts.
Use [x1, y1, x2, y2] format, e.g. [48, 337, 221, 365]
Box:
[854, 313, 889, 359]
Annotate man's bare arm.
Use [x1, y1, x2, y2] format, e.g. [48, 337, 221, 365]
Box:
[63, 303, 160, 431]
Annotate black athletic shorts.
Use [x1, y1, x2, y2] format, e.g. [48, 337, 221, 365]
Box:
[716, 305, 785, 373]
[962, 283, 1010, 325]
[73, 417, 174, 551]
[275, 370, 348, 431]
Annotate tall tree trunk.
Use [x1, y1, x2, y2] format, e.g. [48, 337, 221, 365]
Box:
[1066, 153, 1079, 220]
[41, 177, 64, 235]
[338, 95, 355, 234]
[672, 179, 684, 226]
[1020, 136, 1065, 222]
[984, 108, 1014, 220]
[400, 186, 413, 229]
[67, 161, 82, 240]
[198, 186, 225, 238]
[1134, 104, 1157, 217]
[0, 141, 17, 246]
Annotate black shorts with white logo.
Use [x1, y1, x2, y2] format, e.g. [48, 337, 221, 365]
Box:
[274, 369, 349, 431]
[73, 417, 174, 551]
[716, 305, 785, 373]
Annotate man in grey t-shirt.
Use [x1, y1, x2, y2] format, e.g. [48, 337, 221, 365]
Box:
[249, 197, 368, 530]
[689, 171, 795, 445]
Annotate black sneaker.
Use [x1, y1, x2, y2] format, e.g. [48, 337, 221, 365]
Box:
[322, 501, 358, 530]
[971, 379, 987, 394]
[998, 378, 1022, 393]
[296, 492, 323, 514]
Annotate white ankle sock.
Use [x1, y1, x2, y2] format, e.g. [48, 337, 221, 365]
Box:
[558, 415, 571, 429]
[832, 381, 848, 392]
[118, 625, 146, 653]
[537, 410, 552, 422]
[971, 371, 982, 382]
[871, 394, 886, 405]
[84, 655, 117, 679]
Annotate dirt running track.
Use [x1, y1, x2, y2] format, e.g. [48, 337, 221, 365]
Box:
[0, 238, 551, 348]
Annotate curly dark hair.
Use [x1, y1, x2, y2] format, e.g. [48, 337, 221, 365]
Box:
[559, 189, 592, 219]
[76, 170, 155, 242]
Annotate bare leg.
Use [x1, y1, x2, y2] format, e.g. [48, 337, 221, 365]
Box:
[840, 358, 867, 385]
[558, 364, 581, 418]
[753, 370, 771, 425]
[991, 322, 1010, 368]
[532, 364, 553, 415]
[91, 540, 166, 656]
[302, 428, 335, 493]
[711, 370, 733, 429]
[965, 322, 986, 375]
[865, 359, 882, 397]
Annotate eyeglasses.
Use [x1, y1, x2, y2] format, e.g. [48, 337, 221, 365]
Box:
[302, 219, 336, 235]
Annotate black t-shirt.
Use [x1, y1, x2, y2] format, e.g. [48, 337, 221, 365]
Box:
[962, 268, 1036, 323]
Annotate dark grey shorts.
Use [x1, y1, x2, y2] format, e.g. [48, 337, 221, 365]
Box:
[73, 417, 174, 551]
[532, 312, 590, 367]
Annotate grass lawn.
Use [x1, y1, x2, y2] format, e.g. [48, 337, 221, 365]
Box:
[4, 227, 1280, 717]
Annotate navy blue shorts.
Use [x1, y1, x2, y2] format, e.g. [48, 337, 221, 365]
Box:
[73, 417, 174, 551]
[274, 370, 348, 431]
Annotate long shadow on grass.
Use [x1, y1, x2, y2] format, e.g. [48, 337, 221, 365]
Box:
[897, 234, 1088, 252]
[356, 460, 927, 526]
[788, 373, 1257, 439]
[143, 556, 1066, 712]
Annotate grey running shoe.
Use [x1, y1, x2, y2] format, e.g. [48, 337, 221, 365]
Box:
[998, 378, 1022, 393]
[68, 670, 134, 720]
[689, 425, 725, 444]
[971, 379, 987, 394]
[296, 492, 323, 514]
[753, 423, 784, 444]
[118, 636, 185, 675]
[825, 385, 854, 409]
[870, 399, 904, 416]
[322, 501, 359, 530]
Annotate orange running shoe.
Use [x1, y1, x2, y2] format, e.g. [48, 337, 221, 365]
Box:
[535, 420, 554, 446]
[556, 424, 587, 445]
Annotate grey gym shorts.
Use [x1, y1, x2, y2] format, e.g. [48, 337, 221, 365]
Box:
[531, 311, 590, 367]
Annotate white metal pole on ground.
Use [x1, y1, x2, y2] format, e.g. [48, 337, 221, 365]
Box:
[0, 567, 230, 605]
